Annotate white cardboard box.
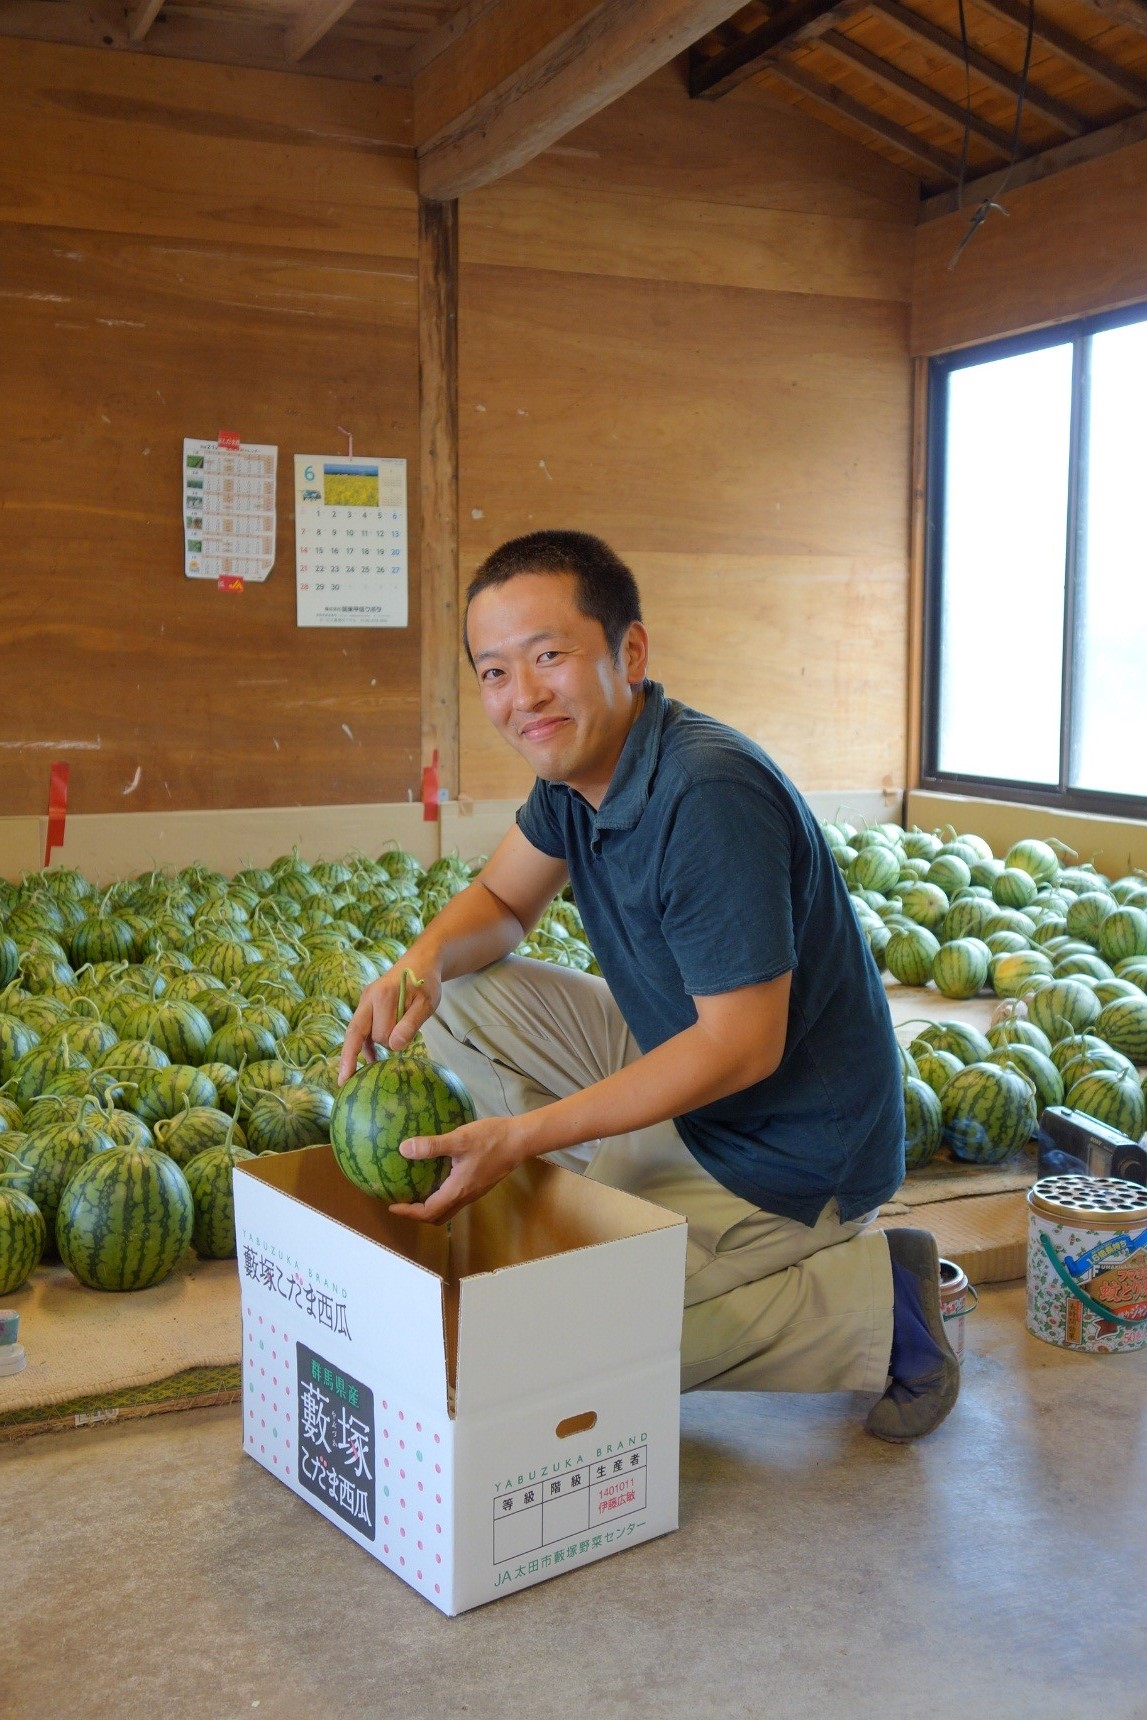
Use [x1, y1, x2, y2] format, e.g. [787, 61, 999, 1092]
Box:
[233, 1147, 688, 1616]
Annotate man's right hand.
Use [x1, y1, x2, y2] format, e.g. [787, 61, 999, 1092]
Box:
[338, 961, 443, 1085]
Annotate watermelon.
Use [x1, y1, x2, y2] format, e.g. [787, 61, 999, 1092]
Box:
[95, 1038, 171, 1079]
[0, 1183, 46, 1294]
[198, 1061, 240, 1113]
[932, 939, 990, 999]
[850, 846, 901, 894]
[101, 1108, 155, 1151]
[1097, 907, 1147, 965]
[331, 983, 474, 1204]
[1094, 995, 1147, 1062]
[0, 934, 19, 991]
[913, 1047, 963, 1097]
[1004, 839, 1059, 885]
[903, 1078, 943, 1171]
[153, 1105, 247, 1168]
[1052, 953, 1114, 983]
[1049, 1032, 1114, 1077]
[55, 1145, 194, 1291]
[184, 1143, 256, 1258]
[121, 999, 213, 1065]
[246, 1084, 333, 1154]
[940, 898, 994, 942]
[70, 912, 137, 967]
[0, 1013, 39, 1081]
[1093, 977, 1146, 1008]
[132, 1065, 218, 1126]
[926, 855, 971, 897]
[1065, 1071, 1146, 1141]
[909, 1020, 993, 1065]
[941, 1063, 1037, 1163]
[985, 1045, 1063, 1115]
[1065, 892, 1114, 943]
[990, 951, 1053, 999]
[206, 1020, 277, 1068]
[2, 1129, 90, 1258]
[986, 1016, 1053, 1055]
[992, 867, 1039, 910]
[8, 1039, 91, 1111]
[885, 927, 939, 986]
[235, 1059, 304, 1119]
[898, 883, 948, 932]
[1025, 979, 1101, 1041]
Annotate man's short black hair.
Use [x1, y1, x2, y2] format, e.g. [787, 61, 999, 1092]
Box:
[463, 530, 643, 668]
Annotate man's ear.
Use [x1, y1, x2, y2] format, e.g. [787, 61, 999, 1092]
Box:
[623, 621, 649, 686]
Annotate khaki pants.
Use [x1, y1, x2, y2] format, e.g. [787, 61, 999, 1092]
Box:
[421, 956, 893, 1396]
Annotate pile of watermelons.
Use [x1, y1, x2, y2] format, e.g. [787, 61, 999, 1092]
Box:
[0, 846, 597, 1298]
[826, 820, 1147, 1169]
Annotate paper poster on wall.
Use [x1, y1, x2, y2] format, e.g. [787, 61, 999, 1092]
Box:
[294, 455, 408, 628]
[183, 437, 277, 582]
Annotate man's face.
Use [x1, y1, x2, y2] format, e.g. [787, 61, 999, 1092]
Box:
[467, 572, 647, 800]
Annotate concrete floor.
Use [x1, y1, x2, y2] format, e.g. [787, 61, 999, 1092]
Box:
[3, 1283, 1145, 1720]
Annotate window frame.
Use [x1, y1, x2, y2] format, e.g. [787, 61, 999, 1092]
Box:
[920, 299, 1147, 820]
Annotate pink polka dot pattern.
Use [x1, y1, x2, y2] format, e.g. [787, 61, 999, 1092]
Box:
[244, 1327, 450, 1606]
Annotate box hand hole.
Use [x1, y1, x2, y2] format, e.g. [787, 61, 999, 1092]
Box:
[555, 1411, 597, 1439]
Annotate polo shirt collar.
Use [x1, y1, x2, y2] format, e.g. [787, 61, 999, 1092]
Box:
[591, 679, 667, 837]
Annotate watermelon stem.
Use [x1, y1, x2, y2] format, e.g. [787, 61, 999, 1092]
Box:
[0, 1142, 34, 1176]
[395, 967, 425, 1038]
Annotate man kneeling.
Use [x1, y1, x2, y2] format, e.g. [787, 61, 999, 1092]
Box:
[340, 531, 958, 1443]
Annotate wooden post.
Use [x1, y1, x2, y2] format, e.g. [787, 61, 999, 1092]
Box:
[419, 196, 460, 810]
[905, 356, 930, 796]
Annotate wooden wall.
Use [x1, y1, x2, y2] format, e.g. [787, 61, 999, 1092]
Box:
[456, 67, 918, 803]
[913, 140, 1147, 355]
[0, 40, 420, 818]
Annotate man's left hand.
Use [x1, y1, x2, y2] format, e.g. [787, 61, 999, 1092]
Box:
[388, 1115, 529, 1224]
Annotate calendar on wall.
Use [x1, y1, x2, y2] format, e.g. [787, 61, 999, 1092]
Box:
[294, 455, 408, 628]
[183, 437, 277, 582]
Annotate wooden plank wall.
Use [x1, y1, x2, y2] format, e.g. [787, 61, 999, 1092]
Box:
[0, 40, 421, 817]
[456, 67, 918, 803]
[913, 139, 1147, 355]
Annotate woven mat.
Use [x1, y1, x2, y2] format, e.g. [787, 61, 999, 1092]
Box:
[0, 1253, 241, 1438]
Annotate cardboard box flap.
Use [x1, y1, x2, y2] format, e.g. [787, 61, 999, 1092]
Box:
[235, 1149, 451, 1406]
[454, 1175, 688, 1417]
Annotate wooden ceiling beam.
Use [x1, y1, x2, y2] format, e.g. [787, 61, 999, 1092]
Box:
[1073, 0, 1147, 36]
[867, 0, 1088, 136]
[688, 0, 868, 97]
[762, 57, 963, 176]
[127, 0, 164, 43]
[920, 103, 1147, 216]
[817, 29, 1017, 153]
[284, 0, 358, 61]
[970, 0, 1147, 105]
[416, 0, 743, 200]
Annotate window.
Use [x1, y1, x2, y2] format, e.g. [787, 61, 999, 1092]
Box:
[922, 303, 1147, 814]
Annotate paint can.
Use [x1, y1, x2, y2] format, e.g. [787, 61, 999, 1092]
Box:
[1026, 1175, 1147, 1354]
[938, 1259, 976, 1362]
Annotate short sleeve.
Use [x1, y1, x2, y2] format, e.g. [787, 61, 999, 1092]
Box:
[515, 780, 567, 861]
[659, 777, 797, 995]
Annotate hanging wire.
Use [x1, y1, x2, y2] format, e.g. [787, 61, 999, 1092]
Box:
[955, 0, 972, 208]
[948, 0, 1036, 267]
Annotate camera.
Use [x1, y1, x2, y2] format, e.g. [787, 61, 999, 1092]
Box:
[1036, 1106, 1147, 1186]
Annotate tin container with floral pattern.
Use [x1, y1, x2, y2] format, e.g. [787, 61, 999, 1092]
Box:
[1026, 1175, 1147, 1354]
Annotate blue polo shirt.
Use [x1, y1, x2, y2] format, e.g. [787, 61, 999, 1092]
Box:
[516, 680, 904, 1226]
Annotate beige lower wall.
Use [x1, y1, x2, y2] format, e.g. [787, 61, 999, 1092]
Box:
[2, 787, 906, 884]
[907, 791, 1147, 877]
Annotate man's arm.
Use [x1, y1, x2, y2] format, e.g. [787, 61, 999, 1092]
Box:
[391, 970, 792, 1222]
[338, 827, 568, 1080]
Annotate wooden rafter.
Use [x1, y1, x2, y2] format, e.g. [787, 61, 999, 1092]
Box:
[1060, 0, 1147, 37]
[817, 30, 1018, 153]
[762, 57, 963, 175]
[971, 0, 1147, 105]
[689, 0, 868, 97]
[404, 0, 502, 77]
[921, 103, 1147, 215]
[284, 0, 358, 61]
[126, 0, 164, 43]
[417, 0, 743, 200]
[867, 0, 1088, 136]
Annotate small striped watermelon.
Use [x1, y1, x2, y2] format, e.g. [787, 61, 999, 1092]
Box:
[990, 951, 1053, 1000]
[885, 926, 939, 986]
[96, 1038, 171, 1078]
[1065, 1071, 1146, 1141]
[1094, 994, 1147, 1062]
[0, 1013, 39, 1081]
[331, 978, 474, 1204]
[153, 1105, 247, 1168]
[1096, 906, 1147, 964]
[903, 1077, 943, 1171]
[101, 1108, 155, 1151]
[986, 1018, 1053, 1057]
[932, 938, 990, 999]
[941, 1062, 1037, 1163]
[985, 1045, 1064, 1115]
[246, 1084, 333, 1154]
[2, 1129, 90, 1257]
[132, 1065, 219, 1127]
[56, 1145, 194, 1291]
[9, 1040, 91, 1111]
[0, 1184, 46, 1294]
[992, 867, 1039, 910]
[910, 1020, 993, 1065]
[206, 1020, 277, 1068]
[1025, 979, 1101, 1041]
[912, 1047, 963, 1097]
[184, 1142, 255, 1258]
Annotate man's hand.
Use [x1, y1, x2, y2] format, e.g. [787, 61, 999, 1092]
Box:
[388, 1114, 530, 1225]
[338, 963, 443, 1085]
